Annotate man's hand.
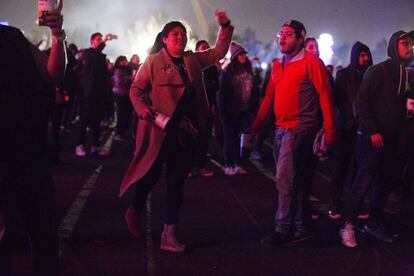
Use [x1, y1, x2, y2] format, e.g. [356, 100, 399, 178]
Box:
[43, 0, 63, 36]
[103, 33, 118, 42]
[371, 133, 384, 148]
[214, 10, 230, 26]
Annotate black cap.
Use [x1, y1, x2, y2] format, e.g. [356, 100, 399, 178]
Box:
[282, 20, 306, 39]
[398, 30, 414, 41]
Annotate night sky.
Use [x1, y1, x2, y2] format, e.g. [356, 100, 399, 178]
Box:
[1, 0, 413, 61]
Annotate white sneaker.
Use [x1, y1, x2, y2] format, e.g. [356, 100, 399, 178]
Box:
[224, 167, 235, 176]
[75, 144, 86, 157]
[340, 223, 357, 248]
[234, 166, 247, 175]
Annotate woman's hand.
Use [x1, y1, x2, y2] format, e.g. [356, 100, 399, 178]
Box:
[139, 107, 155, 121]
[215, 10, 230, 26]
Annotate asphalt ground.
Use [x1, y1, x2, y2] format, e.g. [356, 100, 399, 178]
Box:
[9, 124, 414, 276]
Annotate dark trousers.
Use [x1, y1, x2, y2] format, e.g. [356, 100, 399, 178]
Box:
[221, 111, 251, 167]
[344, 133, 404, 226]
[329, 128, 357, 210]
[0, 154, 59, 276]
[77, 92, 104, 147]
[194, 113, 213, 170]
[131, 130, 194, 225]
[115, 94, 133, 136]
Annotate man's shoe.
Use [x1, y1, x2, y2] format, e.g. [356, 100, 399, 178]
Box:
[357, 213, 369, 219]
[224, 167, 235, 176]
[261, 231, 291, 245]
[75, 144, 86, 157]
[199, 168, 214, 177]
[233, 166, 247, 175]
[340, 222, 358, 248]
[363, 224, 393, 243]
[124, 207, 142, 238]
[98, 147, 110, 156]
[291, 231, 313, 243]
[114, 134, 125, 141]
[328, 209, 342, 220]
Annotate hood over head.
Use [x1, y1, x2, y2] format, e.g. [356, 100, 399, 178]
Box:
[350, 41, 373, 71]
[387, 30, 413, 62]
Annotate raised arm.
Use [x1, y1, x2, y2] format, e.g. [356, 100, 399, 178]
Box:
[30, 0, 66, 82]
[196, 11, 234, 69]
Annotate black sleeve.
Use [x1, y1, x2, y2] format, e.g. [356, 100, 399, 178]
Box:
[355, 65, 384, 135]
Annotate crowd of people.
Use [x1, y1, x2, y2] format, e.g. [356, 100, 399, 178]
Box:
[1, 1, 414, 274]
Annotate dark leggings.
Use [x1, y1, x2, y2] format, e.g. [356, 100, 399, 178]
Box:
[131, 132, 194, 225]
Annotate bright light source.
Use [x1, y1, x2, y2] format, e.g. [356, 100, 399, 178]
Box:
[317, 33, 334, 65]
[261, 62, 268, 70]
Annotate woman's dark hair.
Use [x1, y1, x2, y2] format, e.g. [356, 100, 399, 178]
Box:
[149, 32, 164, 54]
[304, 37, 317, 47]
[114, 55, 128, 70]
[226, 54, 253, 76]
[161, 21, 186, 38]
[149, 21, 187, 54]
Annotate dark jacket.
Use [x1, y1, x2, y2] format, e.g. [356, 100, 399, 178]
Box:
[218, 62, 253, 115]
[202, 65, 219, 108]
[0, 25, 52, 160]
[355, 31, 409, 136]
[334, 42, 372, 130]
[83, 44, 108, 97]
[112, 66, 132, 96]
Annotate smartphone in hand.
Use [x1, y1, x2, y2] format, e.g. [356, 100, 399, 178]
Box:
[38, 0, 57, 26]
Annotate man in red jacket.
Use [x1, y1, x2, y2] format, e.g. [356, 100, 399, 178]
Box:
[252, 20, 335, 245]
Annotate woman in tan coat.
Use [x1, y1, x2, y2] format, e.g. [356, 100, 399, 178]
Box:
[120, 11, 233, 253]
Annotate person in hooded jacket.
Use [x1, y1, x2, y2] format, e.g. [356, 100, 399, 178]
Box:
[328, 42, 373, 220]
[218, 42, 254, 175]
[340, 31, 414, 248]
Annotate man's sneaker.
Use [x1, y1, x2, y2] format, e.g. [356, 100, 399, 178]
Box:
[224, 167, 235, 176]
[340, 223, 358, 248]
[357, 213, 369, 219]
[75, 144, 86, 157]
[199, 168, 214, 177]
[90, 146, 100, 155]
[328, 209, 342, 220]
[261, 231, 291, 245]
[291, 231, 313, 243]
[363, 224, 393, 243]
[98, 147, 110, 156]
[233, 166, 247, 175]
[114, 134, 125, 141]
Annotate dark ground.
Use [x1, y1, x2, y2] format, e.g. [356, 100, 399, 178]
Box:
[9, 124, 414, 276]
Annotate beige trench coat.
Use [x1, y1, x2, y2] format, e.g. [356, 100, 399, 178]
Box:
[119, 25, 234, 197]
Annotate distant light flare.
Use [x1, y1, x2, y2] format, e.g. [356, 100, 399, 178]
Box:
[124, 18, 197, 62]
[317, 33, 334, 65]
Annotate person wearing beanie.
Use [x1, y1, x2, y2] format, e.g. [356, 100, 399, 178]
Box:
[328, 41, 373, 221]
[252, 20, 335, 245]
[339, 31, 414, 248]
[217, 41, 254, 175]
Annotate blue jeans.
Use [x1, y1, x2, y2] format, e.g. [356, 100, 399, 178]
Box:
[344, 132, 403, 226]
[273, 128, 317, 234]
